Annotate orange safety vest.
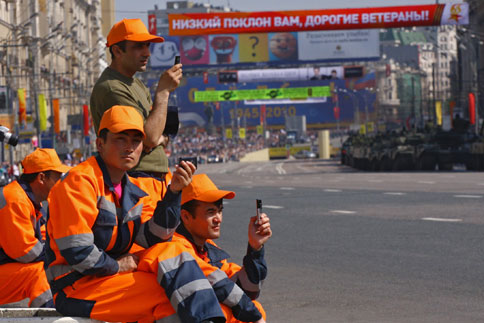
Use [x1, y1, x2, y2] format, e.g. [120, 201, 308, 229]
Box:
[0, 180, 53, 307]
[45, 155, 181, 293]
[173, 223, 265, 322]
[0, 181, 44, 264]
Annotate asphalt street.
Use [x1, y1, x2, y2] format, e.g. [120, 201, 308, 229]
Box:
[198, 159, 484, 322]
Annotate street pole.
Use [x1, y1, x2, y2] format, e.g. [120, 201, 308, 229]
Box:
[473, 37, 480, 135]
[48, 0, 56, 150]
[29, 0, 41, 148]
[432, 62, 436, 124]
[411, 76, 416, 131]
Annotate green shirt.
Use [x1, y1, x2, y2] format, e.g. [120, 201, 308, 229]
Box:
[90, 67, 168, 173]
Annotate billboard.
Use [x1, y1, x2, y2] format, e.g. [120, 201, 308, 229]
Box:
[150, 29, 379, 68]
[147, 74, 376, 128]
[168, 3, 469, 35]
[237, 66, 345, 83]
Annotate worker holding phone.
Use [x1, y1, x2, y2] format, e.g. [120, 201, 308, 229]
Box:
[90, 19, 183, 198]
[176, 174, 272, 323]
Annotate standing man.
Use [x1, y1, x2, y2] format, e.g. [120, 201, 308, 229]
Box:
[90, 18, 181, 195]
[46, 106, 225, 323]
[177, 174, 273, 322]
[0, 148, 70, 308]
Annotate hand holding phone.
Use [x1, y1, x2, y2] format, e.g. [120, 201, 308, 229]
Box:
[174, 55, 180, 65]
[256, 199, 262, 223]
[178, 157, 198, 169]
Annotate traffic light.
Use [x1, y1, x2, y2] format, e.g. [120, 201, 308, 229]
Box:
[218, 71, 238, 83]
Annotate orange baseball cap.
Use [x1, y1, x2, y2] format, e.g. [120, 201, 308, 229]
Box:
[22, 148, 71, 174]
[106, 18, 164, 47]
[98, 105, 145, 138]
[181, 174, 235, 205]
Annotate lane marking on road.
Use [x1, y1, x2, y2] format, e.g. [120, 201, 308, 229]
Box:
[418, 181, 435, 184]
[384, 192, 406, 196]
[422, 217, 462, 222]
[330, 210, 356, 214]
[324, 189, 342, 192]
[280, 187, 295, 190]
[276, 163, 286, 175]
[454, 195, 483, 199]
[264, 205, 284, 209]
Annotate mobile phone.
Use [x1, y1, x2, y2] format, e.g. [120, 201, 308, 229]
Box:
[256, 199, 262, 223]
[174, 55, 180, 65]
[178, 157, 198, 169]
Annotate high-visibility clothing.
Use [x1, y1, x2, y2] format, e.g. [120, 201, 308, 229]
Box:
[55, 242, 224, 322]
[0, 180, 53, 307]
[174, 223, 268, 322]
[0, 262, 52, 307]
[46, 155, 224, 322]
[220, 301, 266, 323]
[128, 170, 171, 253]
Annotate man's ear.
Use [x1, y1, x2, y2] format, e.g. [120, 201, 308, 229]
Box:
[96, 137, 104, 152]
[111, 44, 121, 58]
[36, 172, 47, 185]
[180, 209, 191, 222]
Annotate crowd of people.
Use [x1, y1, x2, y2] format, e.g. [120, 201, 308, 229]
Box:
[168, 127, 319, 165]
[0, 18, 272, 323]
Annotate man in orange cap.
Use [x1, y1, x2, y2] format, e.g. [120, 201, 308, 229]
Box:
[176, 174, 272, 323]
[46, 106, 225, 323]
[90, 18, 181, 195]
[0, 148, 70, 308]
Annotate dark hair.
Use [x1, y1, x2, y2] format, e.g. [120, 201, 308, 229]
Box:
[109, 40, 127, 60]
[98, 128, 108, 140]
[182, 199, 223, 218]
[20, 170, 54, 183]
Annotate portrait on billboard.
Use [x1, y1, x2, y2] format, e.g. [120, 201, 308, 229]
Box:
[268, 32, 298, 61]
[238, 34, 269, 63]
[180, 35, 210, 65]
[209, 34, 239, 64]
[150, 36, 180, 68]
[308, 66, 344, 80]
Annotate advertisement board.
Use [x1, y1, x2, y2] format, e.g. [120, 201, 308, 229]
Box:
[168, 3, 469, 36]
[150, 29, 379, 68]
[298, 30, 379, 61]
[148, 75, 376, 128]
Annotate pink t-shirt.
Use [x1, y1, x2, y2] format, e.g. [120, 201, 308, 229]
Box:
[113, 182, 123, 200]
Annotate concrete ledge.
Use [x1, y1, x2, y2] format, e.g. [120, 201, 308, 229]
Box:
[0, 309, 102, 323]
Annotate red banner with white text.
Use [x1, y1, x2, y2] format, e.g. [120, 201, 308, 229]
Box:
[168, 3, 468, 36]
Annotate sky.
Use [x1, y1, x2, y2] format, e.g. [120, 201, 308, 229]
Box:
[115, 0, 455, 27]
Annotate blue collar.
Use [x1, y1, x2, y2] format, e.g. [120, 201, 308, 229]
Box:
[18, 179, 41, 211]
[176, 222, 231, 266]
[95, 154, 147, 212]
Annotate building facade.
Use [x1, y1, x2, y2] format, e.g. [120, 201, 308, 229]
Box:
[0, 0, 113, 162]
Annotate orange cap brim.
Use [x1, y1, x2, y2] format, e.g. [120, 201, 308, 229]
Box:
[181, 189, 235, 205]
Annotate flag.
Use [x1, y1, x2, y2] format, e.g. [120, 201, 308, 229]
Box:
[18, 89, 26, 126]
[38, 94, 47, 131]
[239, 128, 246, 139]
[435, 101, 442, 126]
[468, 93, 476, 125]
[52, 98, 60, 133]
[225, 128, 232, 139]
[83, 105, 89, 136]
